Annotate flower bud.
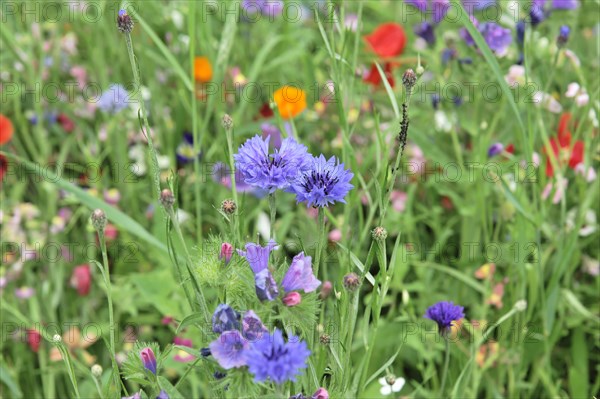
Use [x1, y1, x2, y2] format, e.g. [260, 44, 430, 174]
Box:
[282, 291, 302, 307]
[343, 273, 360, 291]
[557, 25, 570, 47]
[91, 209, 107, 232]
[222, 114, 233, 130]
[91, 364, 103, 378]
[371, 226, 388, 241]
[319, 334, 330, 345]
[116, 9, 134, 34]
[221, 199, 237, 215]
[200, 347, 212, 357]
[514, 299, 527, 312]
[53, 334, 62, 343]
[319, 281, 332, 299]
[402, 69, 417, 91]
[219, 242, 234, 265]
[160, 189, 175, 208]
[312, 388, 329, 399]
[140, 347, 157, 374]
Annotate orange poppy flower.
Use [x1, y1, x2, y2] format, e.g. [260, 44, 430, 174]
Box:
[273, 86, 307, 119]
[194, 56, 213, 83]
[364, 23, 407, 58]
[0, 114, 14, 145]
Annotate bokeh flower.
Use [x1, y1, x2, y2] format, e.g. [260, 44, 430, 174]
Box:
[173, 337, 195, 362]
[0, 114, 14, 145]
[246, 329, 310, 384]
[234, 135, 311, 192]
[424, 301, 465, 332]
[194, 56, 212, 83]
[364, 23, 407, 57]
[70, 264, 91, 296]
[97, 84, 129, 113]
[176, 132, 201, 164]
[544, 113, 584, 177]
[289, 155, 354, 207]
[273, 86, 307, 119]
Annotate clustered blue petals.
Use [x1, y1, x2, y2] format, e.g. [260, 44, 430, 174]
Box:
[289, 155, 354, 208]
[246, 329, 310, 384]
[212, 304, 240, 334]
[235, 135, 354, 207]
[233, 135, 311, 193]
[424, 301, 465, 331]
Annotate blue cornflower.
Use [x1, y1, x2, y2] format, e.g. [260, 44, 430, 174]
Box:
[176, 132, 201, 164]
[246, 329, 310, 384]
[212, 304, 240, 334]
[281, 252, 321, 293]
[234, 135, 311, 193]
[289, 155, 354, 208]
[557, 25, 570, 46]
[97, 84, 129, 113]
[209, 330, 250, 369]
[424, 301, 465, 332]
[237, 240, 278, 274]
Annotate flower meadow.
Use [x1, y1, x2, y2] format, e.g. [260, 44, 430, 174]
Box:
[0, 0, 599, 398]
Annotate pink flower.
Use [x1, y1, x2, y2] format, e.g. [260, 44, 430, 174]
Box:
[319, 281, 333, 299]
[174, 337, 195, 362]
[219, 242, 234, 265]
[328, 229, 342, 242]
[312, 387, 329, 399]
[70, 264, 91, 296]
[282, 292, 302, 307]
[390, 191, 408, 212]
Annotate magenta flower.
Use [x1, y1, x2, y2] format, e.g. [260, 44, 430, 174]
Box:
[140, 347, 157, 374]
[282, 292, 302, 307]
[220, 242, 233, 265]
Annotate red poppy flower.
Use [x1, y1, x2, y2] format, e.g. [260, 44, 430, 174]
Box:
[0, 114, 14, 145]
[363, 62, 395, 87]
[544, 113, 584, 177]
[364, 23, 407, 58]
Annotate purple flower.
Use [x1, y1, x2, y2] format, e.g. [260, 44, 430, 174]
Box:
[97, 84, 129, 113]
[156, 390, 169, 399]
[209, 330, 250, 369]
[234, 135, 312, 193]
[516, 20, 526, 45]
[424, 301, 465, 332]
[140, 347, 157, 374]
[459, 16, 479, 46]
[237, 240, 278, 273]
[246, 329, 310, 384]
[479, 22, 512, 55]
[552, 0, 578, 9]
[462, 0, 495, 11]
[557, 25, 570, 46]
[242, 311, 268, 341]
[487, 143, 504, 157]
[176, 132, 201, 163]
[414, 21, 436, 45]
[254, 269, 279, 301]
[122, 393, 141, 399]
[281, 252, 321, 293]
[212, 304, 240, 334]
[15, 286, 35, 299]
[242, 0, 284, 17]
[260, 123, 282, 149]
[289, 155, 354, 207]
[404, 0, 449, 24]
[211, 162, 267, 197]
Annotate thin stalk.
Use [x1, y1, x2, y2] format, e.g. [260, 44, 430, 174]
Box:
[123, 31, 162, 206]
[225, 121, 240, 243]
[268, 193, 277, 240]
[55, 341, 80, 398]
[440, 336, 451, 395]
[313, 208, 327, 279]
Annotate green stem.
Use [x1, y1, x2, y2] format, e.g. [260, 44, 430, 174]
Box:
[314, 208, 327, 279]
[123, 32, 162, 206]
[225, 121, 240, 244]
[268, 193, 277, 240]
[440, 336, 450, 396]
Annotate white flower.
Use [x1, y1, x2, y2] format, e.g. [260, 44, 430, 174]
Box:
[434, 110, 453, 133]
[379, 376, 405, 396]
[171, 9, 184, 30]
[533, 92, 562, 114]
[505, 65, 525, 86]
[565, 83, 589, 107]
[256, 212, 270, 240]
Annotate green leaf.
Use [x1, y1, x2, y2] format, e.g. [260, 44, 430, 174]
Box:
[176, 312, 207, 335]
[375, 62, 400, 119]
[158, 376, 185, 399]
[0, 362, 22, 399]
